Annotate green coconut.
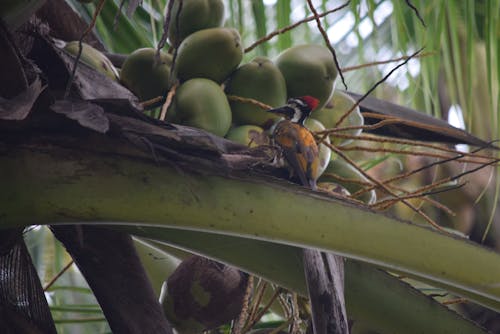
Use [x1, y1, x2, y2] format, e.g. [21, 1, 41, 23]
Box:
[167, 78, 232, 137]
[275, 44, 337, 110]
[174, 27, 243, 83]
[166, 0, 224, 46]
[225, 57, 287, 128]
[120, 48, 172, 101]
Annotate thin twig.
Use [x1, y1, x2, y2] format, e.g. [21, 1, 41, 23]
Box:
[422, 196, 456, 216]
[320, 118, 407, 133]
[352, 146, 497, 197]
[247, 281, 268, 324]
[63, 0, 106, 98]
[353, 149, 490, 197]
[334, 47, 424, 128]
[338, 145, 493, 164]
[319, 132, 495, 161]
[140, 96, 164, 109]
[370, 159, 499, 210]
[241, 284, 281, 333]
[290, 292, 301, 334]
[226, 95, 272, 110]
[420, 183, 467, 197]
[371, 185, 464, 210]
[306, 0, 348, 90]
[405, 0, 426, 27]
[423, 159, 499, 191]
[44, 260, 74, 291]
[244, 2, 350, 53]
[318, 132, 494, 164]
[277, 291, 291, 319]
[160, 83, 178, 121]
[322, 174, 447, 212]
[157, 0, 175, 53]
[379, 183, 457, 216]
[375, 193, 457, 216]
[324, 140, 445, 231]
[342, 52, 435, 72]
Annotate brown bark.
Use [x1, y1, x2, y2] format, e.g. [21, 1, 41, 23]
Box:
[51, 225, 173, 334]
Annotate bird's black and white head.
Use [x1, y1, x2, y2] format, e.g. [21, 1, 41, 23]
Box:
[267, 96, 320, 125]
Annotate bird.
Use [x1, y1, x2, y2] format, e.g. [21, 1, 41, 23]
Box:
[267, 96, 321, 190]
[268, 97, 349, 333]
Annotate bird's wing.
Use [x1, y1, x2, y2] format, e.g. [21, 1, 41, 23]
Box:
[295, 132, 319, 190]
[275, 122, 319, 189]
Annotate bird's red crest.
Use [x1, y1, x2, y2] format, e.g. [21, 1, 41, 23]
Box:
[300, 96, 320, 111]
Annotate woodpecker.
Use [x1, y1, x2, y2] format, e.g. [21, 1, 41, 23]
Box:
[267, 96, 321, 190]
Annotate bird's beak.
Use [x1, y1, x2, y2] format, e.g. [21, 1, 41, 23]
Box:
[267, 106, 293, 118]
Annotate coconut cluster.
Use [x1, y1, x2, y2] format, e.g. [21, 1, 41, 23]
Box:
[63, 0, 373, 205]
[61, 2, 377, 331]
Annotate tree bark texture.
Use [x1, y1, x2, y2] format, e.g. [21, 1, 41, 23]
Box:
[303, 249, 348, 334]
[51, 225, 174, 334]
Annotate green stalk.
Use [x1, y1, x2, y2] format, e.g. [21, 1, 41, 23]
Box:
[131, 231, 486, 334]
[3, 146, 500, 314]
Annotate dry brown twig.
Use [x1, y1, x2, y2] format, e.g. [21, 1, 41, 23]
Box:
[306, 0, 348, 90]
[314, 128, 495, 214]
[350, 145, 498, 198]
[314, 123, 471, 220]
[323, 140, 445, 231]
[159, 82, 178, 121]
[241, 283, 282, 333]
[139, 96, 164, 109]
[290, 292, 301, 334]
[226, 95, 272, 111]
[244, 2, 350, 53]
[318, 119, 409, 134]
[324, 171, 455, 216]
[342, 51, 435, 72]
[372, 182, 457, 216]
[372, 191, 454, 211]
[319, 132, 496, 161]
[422, 197, 456, 216]
[44, 260, 74, 291]
[368, 159, 499, 210]
[338, 145, 493, 165]
[246, 280, 267, 325]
